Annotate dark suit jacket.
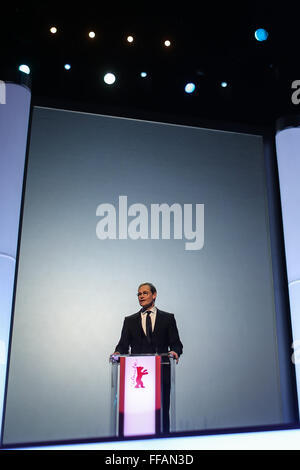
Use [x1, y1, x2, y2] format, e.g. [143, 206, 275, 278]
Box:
[115, 308, 183, 356]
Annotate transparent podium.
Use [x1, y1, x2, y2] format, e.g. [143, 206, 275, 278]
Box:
[109, 353, 176, 437]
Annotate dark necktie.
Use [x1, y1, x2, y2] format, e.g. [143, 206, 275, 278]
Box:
[146, 311, 152, 344]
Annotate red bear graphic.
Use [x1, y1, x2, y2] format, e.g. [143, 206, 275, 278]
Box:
[135, 366, 148, 388]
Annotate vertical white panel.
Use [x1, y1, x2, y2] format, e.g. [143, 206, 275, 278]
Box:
[0, 81, 6, 104]
[276, 125, 300, 409]
[289, 283, 300, 346]
[0, 83, 31, 437]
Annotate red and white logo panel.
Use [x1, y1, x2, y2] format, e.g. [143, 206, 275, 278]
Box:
[119, 355, 161, 436]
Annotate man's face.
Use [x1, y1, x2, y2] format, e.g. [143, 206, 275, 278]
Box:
[137, 284, 157, 310]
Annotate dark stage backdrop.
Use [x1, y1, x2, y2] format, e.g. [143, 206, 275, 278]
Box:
[3, 106, 289, 444]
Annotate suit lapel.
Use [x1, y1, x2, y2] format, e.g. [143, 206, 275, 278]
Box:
[134, 310, 144, 337]
[152, 309, 161, 335]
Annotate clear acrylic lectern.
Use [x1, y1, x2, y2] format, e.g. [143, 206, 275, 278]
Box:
[109, 353, 176, 437]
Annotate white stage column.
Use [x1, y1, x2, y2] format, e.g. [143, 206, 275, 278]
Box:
[276, 117, 300, 415]
[0, 82, 31, 438]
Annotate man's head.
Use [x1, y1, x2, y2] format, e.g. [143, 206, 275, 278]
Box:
[137, 282, 157, 310]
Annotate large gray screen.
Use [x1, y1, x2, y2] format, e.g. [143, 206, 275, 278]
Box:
[3, 107, 284, 444]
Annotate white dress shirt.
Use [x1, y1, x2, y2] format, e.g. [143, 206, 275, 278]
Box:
[141, 306, 157, 335]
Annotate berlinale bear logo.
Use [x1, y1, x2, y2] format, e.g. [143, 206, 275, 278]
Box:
[135, 366, 148, 388]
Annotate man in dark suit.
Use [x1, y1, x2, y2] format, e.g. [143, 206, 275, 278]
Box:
[113, 282, 183, 433]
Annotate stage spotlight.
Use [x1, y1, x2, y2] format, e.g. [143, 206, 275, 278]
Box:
[104, 73, 116, 85]
[64, 64, 71, 70]
[254, 28, 269, 41]
[140, 72, 147, 78]
[221, 81, 228, 87]
[50, 26, 57, 34]
[164, 40, 171, 47]
[18, 64, 30, 75]
[89, 31, 96, 39]
[127, 35, 134, 43]
[185, 83, 195, 94]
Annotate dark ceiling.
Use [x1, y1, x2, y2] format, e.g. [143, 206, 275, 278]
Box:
[1, 2, 300, 128]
